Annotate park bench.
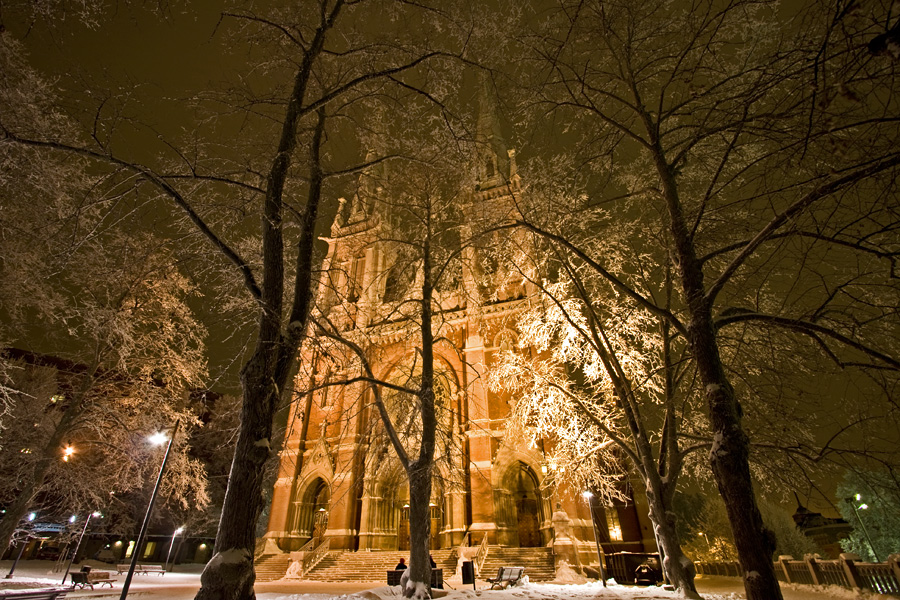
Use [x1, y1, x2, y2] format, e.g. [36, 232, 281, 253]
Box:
[486, 566, 525, 589]
[386, 568, 443, 588]
[0, 589, 69, 599]
[116, 563, 165, 575]
[68, 571, 115, 589]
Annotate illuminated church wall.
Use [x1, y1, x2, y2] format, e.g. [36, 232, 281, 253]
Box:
[263, 102, 656, 558]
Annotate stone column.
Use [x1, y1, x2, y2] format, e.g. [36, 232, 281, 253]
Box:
[551, 504, 581, 574]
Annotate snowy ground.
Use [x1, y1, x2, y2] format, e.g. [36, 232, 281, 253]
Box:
[257, 578, 890, 600]
[0, 560, 890, 600]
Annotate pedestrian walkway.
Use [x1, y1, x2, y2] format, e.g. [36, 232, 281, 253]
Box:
[0, 560, 872, 600]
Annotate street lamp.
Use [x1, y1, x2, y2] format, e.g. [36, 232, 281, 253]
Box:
[5, 512, 36, 579]
[61, 511, 102, 585]
[165, 527, 184, 572]
[845, 495, 880, 563]
[582, 491, 608, 588]
[120, 420, 180, 600]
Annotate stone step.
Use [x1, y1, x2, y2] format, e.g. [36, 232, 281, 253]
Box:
[301, 546, 555, 582]
[255, 553, 292, 582]
[480, 546, 555, 581]
[304, 549, 455, 582]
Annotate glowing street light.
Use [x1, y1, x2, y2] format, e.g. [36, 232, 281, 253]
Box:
[845, 495, 880, 563]
[62, 445, 75, 462]
[120, 420, 181, 600]
[165, 526, 185, 572]
[5, 511, 37, 579]
[61, 511, 102, 585]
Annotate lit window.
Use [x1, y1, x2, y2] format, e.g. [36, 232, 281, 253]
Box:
[607, 509, 623, 541]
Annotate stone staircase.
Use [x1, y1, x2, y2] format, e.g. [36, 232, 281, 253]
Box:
[304, 549, 456, 582]
[254, 546, 556, 583]
[479, 546, 555, 582]
[256, 552, 292, 582]
[298, 546, 555, 583]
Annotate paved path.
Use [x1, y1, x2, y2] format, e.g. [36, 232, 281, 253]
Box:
[0, 560, 863, 599]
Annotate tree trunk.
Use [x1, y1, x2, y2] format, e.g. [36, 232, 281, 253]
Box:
[0, 468, 44, 554]
[652, 146, 783, 600]
[644, 480, 700, 599]
[194, 349, 283, 600]
[404, 463, 433, 599]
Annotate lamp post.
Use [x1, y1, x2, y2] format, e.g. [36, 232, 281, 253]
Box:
[165, 527, 184, 572]
[61, 511, 101, 585]
[699, 531, 711, 552]
[5, 512, 36, 579]
[582, 491, 607, 587]
[845, 494, 880, 562]
[120, 420, 180, 600]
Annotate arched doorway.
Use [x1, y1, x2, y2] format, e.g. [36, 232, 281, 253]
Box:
[310, 481, 329, 543]
[291, 477, 330, 544]
[502, 462, 543, 547]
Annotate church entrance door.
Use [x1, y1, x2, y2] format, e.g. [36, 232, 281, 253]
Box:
[503, 462, 544, 547]
[516, 493, 541, 547]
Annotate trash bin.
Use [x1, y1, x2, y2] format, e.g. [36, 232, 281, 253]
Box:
[462, 561, 475, 587]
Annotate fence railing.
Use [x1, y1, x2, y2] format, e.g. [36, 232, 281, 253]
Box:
[694, 553, 900, 596]
[296, 536, 319, 555]
[474, 534, 489, 576]
[450, 532, 470, 562]
[300, 538, 331, 578]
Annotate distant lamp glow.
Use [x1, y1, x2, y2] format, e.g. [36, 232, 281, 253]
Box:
[582, 490, 593, 499]
[199, 543, 207, 549]
[148, 431, 169, 445]
[121, 420, 181, 600]
[63, 446, 75, 461]
[69, 515, 77, 523]
[165, 526, 186, 572]
[845, 494, 879, 562]
[27, 513, 36, 521]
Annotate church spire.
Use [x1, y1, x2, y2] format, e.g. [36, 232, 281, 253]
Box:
[475, 72, 516, 190]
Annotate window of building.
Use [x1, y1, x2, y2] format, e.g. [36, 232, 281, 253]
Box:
[607, 508, 623, 541]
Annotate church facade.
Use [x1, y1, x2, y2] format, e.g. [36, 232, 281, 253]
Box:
[261, 101, 657, 566]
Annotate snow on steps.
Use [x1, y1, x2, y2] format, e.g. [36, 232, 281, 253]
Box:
[304, 546, 555, 582]
[480, 546, 556, 582]
[303, 549, 456, 582]
[255, 552, 292, 582]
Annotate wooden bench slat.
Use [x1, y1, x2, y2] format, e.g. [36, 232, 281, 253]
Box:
[487, 566, 525, 589]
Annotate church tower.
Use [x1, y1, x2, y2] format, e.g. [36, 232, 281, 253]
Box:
[260, 81, 656, 579]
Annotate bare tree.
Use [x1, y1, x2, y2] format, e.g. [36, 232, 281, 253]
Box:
[303, 129, 482, 597]
[0, 232, 210, 553]
[505, 1, 900, 598]
[1, 2, 474, 597]
[489, 223, 706, 596]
